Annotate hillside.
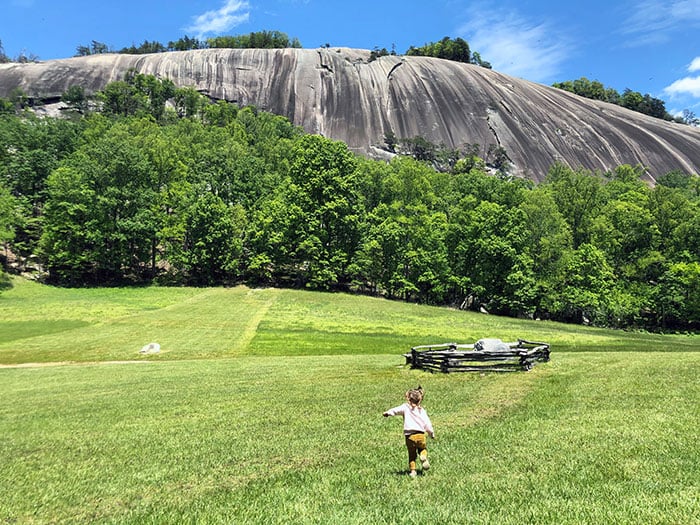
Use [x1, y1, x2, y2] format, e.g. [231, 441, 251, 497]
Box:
[1, 47, 699, 182]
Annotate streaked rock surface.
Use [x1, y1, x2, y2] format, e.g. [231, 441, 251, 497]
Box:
[2, 47, 698, 182]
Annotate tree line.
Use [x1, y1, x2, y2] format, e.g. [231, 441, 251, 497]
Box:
[0, 74, 698, 331]
[0, 39, 38, 64]
[406, 37, 492, 68]
[552, 77, 697, 125]
[73, 31, 303, 57]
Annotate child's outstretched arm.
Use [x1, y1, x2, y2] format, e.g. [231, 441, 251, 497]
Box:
[383, 406, 404, 417]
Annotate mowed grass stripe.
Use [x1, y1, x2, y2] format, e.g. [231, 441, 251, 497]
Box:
[104, 287, 281, 358]
[234, 288, 280, 355]
[0, 285, 279, 363]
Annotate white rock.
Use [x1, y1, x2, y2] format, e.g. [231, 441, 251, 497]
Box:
[139, 342, 160, 354]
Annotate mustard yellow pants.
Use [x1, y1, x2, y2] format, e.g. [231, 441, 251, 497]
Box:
[405, 432, 428, 471]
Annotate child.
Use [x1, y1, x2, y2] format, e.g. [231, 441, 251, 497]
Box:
[383, 386, 435, 478]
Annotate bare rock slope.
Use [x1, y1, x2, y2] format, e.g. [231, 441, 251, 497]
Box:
[1, 47, 698, 182]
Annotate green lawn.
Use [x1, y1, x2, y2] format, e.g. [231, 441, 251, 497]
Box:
[1, 277, 698, 524]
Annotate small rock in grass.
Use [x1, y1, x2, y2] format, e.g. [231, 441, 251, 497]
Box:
[139, 342, 160, 354]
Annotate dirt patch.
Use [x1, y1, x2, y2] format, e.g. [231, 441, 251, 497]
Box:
[0, 360, 152, 369]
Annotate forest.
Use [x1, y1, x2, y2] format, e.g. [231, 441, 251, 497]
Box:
[0, 72, 698, 331]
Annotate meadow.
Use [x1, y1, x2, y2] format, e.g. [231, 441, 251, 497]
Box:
[1, 277, 698, 524]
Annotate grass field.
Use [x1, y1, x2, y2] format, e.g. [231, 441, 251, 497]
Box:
[1, 277, 699, 524]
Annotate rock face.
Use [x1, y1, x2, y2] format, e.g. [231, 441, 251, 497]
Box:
[1, 47, 699, 182]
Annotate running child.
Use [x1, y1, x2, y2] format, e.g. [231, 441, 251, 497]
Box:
[383, 386, 435, 478]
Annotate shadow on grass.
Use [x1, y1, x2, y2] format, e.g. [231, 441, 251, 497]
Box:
[391, 469, 430, 477]
[0, 320, 91, 343]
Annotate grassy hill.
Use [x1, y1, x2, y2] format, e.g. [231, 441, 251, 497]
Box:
[1, 277, 698, 523]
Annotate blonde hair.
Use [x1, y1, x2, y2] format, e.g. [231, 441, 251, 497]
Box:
[406, 386, 424, 407]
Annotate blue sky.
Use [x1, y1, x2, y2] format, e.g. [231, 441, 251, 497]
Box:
[2, 0, 700, 116]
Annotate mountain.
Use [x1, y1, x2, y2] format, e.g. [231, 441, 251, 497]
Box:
[1, 47, 699, 182]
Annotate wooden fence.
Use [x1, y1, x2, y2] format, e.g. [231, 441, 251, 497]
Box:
[404, 339, 550, 373]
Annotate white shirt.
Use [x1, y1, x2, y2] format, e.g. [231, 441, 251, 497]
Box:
[385, 402, 435, 437]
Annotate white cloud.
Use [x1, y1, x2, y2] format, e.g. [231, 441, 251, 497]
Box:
[663, 56, 700, 101]
[664, 76, 700, 98]
[622, 0, 700, 46]
[670, 0, 700, 19]
[186, 0, 251, 37]
[457, 6, 571, 83]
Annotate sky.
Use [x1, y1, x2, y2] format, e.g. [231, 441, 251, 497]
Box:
[2, 0, 700, 116]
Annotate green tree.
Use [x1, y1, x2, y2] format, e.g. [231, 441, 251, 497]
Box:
[591, 199, 659, 277]
[98, 73, 175, 121]
[41, 118, 168, 284]
[486, 144, 511, 175]
[383, 129, 398, 153]
[451, 144, 486, 175]
[39, 166, 98, 284]
[356, 203, 449, 302]
[590, 165, 663, 283]
[8, 88, 28, 112]
[448, 165, 528, 208]
[470, 51, 491, 69]
[75, 40, 110, 56]
[130, 72, 176, 121]
[544, 243, 616, 324]
[657, 170, 691, 189]
[0, 39, 10, 63]
[286, 135, 362, 288]
[655, 262, 700, 328]
[649, 184, 693, 256]
[168, 36, 205, 51]
[399, 136, 436, 163]
[245, 190, 304, 285]
[544, 163, 602, 247]
[98, 80, 148, 117]
[669, 205, 700, 263]
[355, 157, 391, 213]
[0, 179, 19, 265]
[552, 77, 609, 101]
[379, 156, 437, 208]
[61, 85, 89, 114]
[207, 31, 301, 49]
[174, 87, 206, 119]
[167, 193, 245, 285]
[203, 100, 240, 127]
[553, 79, 670, 120]
[119, 40, 167, 54]
[446, 200, 537, 316]
[518, 187, 572, 277]
[0, 114, 84, 260]
[369, 47, 391, 62]
[0, 98, 14, 115]
[620, 89, 643, 112]
[406, 37, 471, 63]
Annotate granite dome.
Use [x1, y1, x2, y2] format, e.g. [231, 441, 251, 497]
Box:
[1, 47, 698, 182]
